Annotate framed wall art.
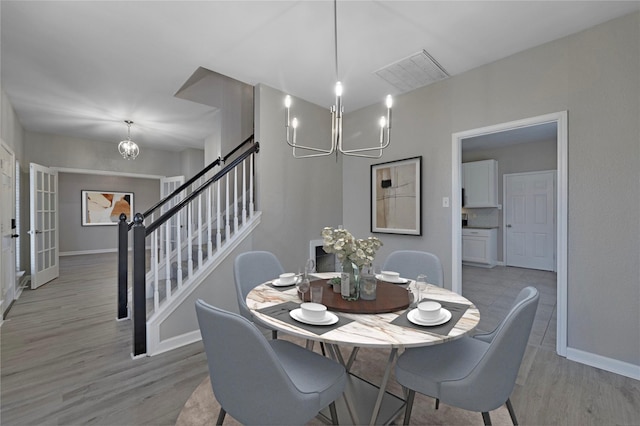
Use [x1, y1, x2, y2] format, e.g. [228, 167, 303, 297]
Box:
[81, 190, 134, 226]
[370, 156, 422, 235]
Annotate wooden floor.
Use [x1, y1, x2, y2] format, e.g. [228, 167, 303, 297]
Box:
[1, 254, 638, 425]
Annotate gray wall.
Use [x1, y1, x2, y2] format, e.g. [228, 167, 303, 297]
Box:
[23, 131, 203, 260]
[462, 139, 557, 260]
[179, 148, 205, 181]
[1, 88, 24, 161]
[58, 173, 160, 254]
[342, 13, 639, 366]
[25, 131, 183, 177]
[252, 84, 343, 273]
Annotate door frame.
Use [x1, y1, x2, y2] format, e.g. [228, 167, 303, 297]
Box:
[503, 170, 556, 272]
[451, 111, 568, 357]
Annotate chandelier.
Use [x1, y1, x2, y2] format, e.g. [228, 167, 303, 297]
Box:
[284, 0, 392, 159]
[118, 120, 140, 160]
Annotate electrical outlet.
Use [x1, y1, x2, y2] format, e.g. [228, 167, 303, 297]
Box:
[442, 197, 449, 207]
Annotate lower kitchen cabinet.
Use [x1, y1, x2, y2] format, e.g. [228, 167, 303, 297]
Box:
[462, 228, 497, 267]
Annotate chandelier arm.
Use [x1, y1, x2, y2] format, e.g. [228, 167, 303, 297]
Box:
[340, 132, 391, 154]
[285, 127, 334, 154]
[293, 149, 336, 159]
[341, 151, 384, 159]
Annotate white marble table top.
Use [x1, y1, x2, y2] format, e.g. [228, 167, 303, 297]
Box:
[247, 275, 480, 349]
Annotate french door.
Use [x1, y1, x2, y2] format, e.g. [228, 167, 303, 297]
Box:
[29, 163, 59, 289]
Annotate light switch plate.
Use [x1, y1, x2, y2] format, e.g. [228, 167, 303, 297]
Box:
[442, 197, 449, 207]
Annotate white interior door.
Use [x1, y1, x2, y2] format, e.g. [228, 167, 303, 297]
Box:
[29, 163, 59, 289]
[504, 171, 556, 271]
[1, 143, 16, 313]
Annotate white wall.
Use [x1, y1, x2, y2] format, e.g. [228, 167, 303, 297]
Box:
[343, 13, 639, 367]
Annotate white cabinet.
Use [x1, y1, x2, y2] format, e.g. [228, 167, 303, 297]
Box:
[462, 228, 497, 267]
[462, 160, 498, 207]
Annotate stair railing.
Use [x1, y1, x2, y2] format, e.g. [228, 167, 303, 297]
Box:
[126, 141, 259, 356]
[117, 135, 255, 321]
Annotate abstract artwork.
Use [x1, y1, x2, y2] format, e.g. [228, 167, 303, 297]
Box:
[371, 156, 421, 235]
[81, 190, 134, 226]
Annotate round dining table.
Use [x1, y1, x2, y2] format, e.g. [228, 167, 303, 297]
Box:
[246, 272, 480, 425]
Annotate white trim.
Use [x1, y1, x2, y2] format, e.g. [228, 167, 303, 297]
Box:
[555, 111, 569, 357]
[566, 348, 640, 380]
[115, 309, 130, 321]
[52, 166, 165, 180]
[60, 246, 151, 257]
[147, 330, 202, 357]
[1, 140, 17, 315]
[60, 248, 118, 256]
[452, 111, 568, 358]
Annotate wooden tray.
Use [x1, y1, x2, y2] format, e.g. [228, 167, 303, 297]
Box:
[300, 279, 410, 314]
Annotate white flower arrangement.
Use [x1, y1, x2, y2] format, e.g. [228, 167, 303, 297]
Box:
[321, 227, 383, 268]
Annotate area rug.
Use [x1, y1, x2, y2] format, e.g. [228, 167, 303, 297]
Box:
[176, 341, 513, 425]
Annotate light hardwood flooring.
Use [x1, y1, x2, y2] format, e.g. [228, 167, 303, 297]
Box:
[1, 254, 638, 425]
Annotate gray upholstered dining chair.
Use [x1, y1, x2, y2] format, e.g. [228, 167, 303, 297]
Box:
[382, 250, 444, 286]
[195, 299, 347, 425]
[394, 286, 539, 425]
[234, 250, 285, 338]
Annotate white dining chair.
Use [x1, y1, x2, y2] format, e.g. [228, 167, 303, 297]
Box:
[382, 250, 444, 286]
[195, 299, 347, 425]
[395, 286, 539, 425]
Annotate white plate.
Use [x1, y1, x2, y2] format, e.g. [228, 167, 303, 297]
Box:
[376, 274, 409, 284]
[272, 278, 296, 287]
[289, 308, 339, 326]
[407, 308, 452, 326]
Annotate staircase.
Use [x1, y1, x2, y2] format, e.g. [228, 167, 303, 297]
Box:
[118, 136, 261, 356]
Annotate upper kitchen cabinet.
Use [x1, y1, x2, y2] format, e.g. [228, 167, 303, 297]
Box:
[462, 159, 498, 207]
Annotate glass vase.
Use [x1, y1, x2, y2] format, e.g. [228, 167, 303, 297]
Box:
[340, 260, 360, 301]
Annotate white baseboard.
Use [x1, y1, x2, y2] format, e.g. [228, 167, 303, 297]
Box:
[149, 330, 202, 356]
[60, 248, 118, 256]
[566, 347, 640, 380]
[60, 246, 151, 256]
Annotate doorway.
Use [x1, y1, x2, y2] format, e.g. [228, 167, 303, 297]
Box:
[451, 111, 568, 357]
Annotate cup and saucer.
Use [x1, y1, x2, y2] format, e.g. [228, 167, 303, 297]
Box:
[407, 301, 451, 326]
[375, 270, 409, 284]
[272, 273, 297, 287]
[290, 302, 339, 325]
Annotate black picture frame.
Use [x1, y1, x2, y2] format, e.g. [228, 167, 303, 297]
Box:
[370, 156, 422, 235]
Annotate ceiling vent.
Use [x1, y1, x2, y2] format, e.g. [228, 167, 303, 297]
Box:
[375, 50, 450, 93]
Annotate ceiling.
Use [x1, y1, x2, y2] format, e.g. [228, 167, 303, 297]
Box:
[2, 1, 639, 152]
